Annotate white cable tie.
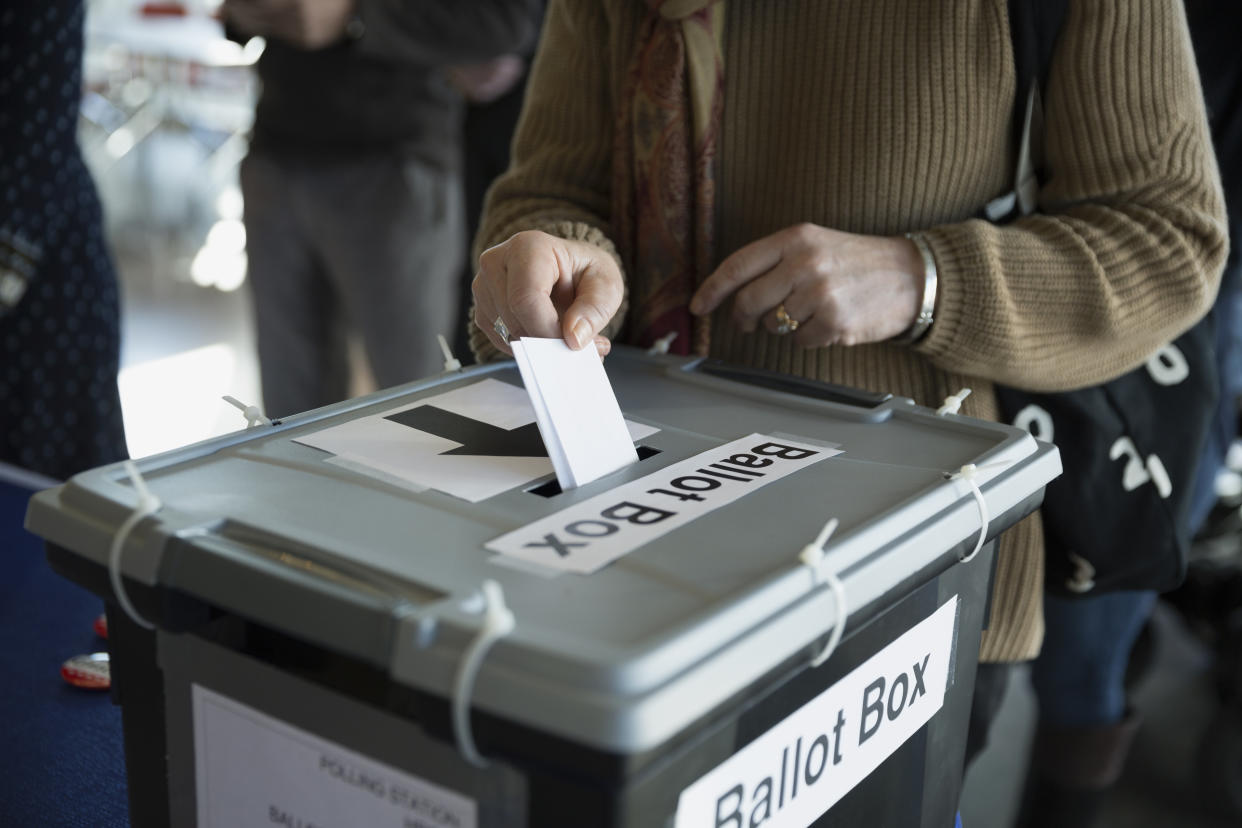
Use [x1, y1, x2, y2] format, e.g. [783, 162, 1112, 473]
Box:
[108, 461, 161, 631]
[646, 331, 679, 355]
[937, 387, 973, 417]
[798, 518, 848, 668]
[946, 461, 1009, 563]
[222, 395, 272, 428]
[437, 333, 462, 372]
[451, 579, 516, 768]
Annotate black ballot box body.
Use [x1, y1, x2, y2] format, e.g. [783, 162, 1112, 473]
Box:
[29, 349, 1059, 827]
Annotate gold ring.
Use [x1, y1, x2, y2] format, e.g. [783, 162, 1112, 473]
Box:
[775, 304, 799, 335]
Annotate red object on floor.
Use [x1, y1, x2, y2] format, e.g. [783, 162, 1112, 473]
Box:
[60, 653, 111, 690]
[139, 3, 187, 17]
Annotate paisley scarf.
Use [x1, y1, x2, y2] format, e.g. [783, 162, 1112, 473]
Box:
[612, 0, 725, 355]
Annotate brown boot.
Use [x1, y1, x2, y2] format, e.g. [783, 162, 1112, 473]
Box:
[1015, 710, 1142, 828]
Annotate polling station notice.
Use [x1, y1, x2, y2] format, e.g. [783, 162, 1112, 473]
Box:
[675, 596, 960, 828]
[486, 434, 841, 574]
[192, 685, 477, 828]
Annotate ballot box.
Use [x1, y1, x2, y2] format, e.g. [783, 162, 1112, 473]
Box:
[26, 348, 1059, 828]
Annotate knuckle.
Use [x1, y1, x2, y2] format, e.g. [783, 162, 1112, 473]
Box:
[809, 255, 835, 280]
[510, 229, 544, 250]
[470, 271, 489, 296]
[478, 243, 503, 269]
[790, 223, 818, 244]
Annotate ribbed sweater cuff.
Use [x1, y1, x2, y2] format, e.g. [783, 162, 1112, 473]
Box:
[909, 225, 990, 365]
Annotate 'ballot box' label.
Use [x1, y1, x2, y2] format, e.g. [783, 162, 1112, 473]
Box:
[486, 433, 840, 573]
[193, 685, 477, 828]
[675, 596, 959, 828]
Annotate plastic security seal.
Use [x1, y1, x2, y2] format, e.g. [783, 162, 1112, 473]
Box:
[108, 461, 161, 630]
[798, 518, 848, 668]
[937, 387, 972, 417]
[451, 580, 516, 768]
[945, 460, 1012, 563]
[222, 395, 272, 428]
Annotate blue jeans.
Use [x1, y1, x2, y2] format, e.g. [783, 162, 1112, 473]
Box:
[1029, 590, 1157, 727]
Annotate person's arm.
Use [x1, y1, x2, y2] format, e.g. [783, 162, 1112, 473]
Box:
[914, 0, 1228, 392]
[469, 0, 626, 361]
[356, 0, 544, 64]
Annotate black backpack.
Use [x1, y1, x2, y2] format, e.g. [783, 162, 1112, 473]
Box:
[990, 0, 1219, 595]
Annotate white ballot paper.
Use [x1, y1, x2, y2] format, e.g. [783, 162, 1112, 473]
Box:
[511, 337, 639, 490]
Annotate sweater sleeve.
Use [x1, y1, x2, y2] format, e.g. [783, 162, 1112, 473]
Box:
[468, 0, 626, 363]
[916, 0, 1228, 392]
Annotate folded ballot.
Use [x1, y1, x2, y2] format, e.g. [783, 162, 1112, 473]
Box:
[510, 337, 639, 490]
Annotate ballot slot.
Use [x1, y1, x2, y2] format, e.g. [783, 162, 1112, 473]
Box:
[526, 445, 663, 498]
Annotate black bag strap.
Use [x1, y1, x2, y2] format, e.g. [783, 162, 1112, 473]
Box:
[1008, 0, 1069, 115]
[984, 0, 1071, 222]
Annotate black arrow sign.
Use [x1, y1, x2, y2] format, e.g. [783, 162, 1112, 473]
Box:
[385, 405, 548, 457]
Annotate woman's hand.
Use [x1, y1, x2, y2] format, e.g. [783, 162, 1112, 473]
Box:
[472, 230, 623, 356]
[689, 224, 926, 348]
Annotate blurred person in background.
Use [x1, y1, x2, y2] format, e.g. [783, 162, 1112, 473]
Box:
[221, 0, 542, 418]
[0, 0, 129, 481]
[1016, 3, 1242, 825]
[447, 7, 546, 363]
[1185, 0, 1242, 539]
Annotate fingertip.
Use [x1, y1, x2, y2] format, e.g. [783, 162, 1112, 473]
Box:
[567, 317, 592, 350]
[594, 335, 611, 358]
[689, 288, 713, 316]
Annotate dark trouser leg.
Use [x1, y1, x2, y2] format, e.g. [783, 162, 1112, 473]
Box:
[310, 150, 465, 389]
[1015, 590, 1157, 828]
[241, 151, 348, 419]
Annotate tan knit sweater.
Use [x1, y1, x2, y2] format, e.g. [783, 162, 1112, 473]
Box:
[472, 0, 1228, 661]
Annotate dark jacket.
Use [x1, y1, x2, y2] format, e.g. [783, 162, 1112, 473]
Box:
[246, 0, 543, 166]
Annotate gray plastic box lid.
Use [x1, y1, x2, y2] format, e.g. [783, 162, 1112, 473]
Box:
[26, 348, 1060, 755]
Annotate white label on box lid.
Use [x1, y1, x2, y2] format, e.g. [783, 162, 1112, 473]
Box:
[486, 433, 840, 573]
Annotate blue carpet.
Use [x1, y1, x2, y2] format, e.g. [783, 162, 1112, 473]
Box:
[0, 478, 128, 827]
